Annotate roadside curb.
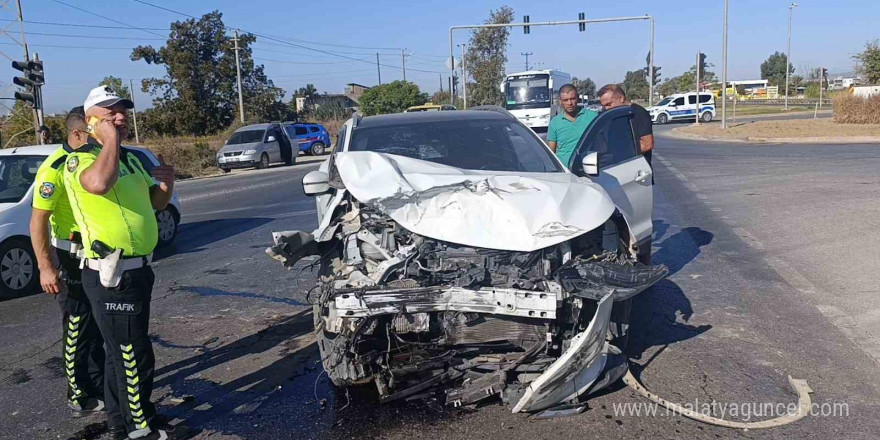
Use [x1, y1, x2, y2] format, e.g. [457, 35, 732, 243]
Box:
[177, 156, 327, 182]
[665, 126, 880, 145]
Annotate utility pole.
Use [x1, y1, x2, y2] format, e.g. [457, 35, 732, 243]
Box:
[458, 43, 467, 109]
[721, 0, 729, 129]
[129, 78, 140, 144]
[232, 30, 245, 123]
[376, 53, 382, 85]
[785, 3, 798, 111]
[695, 51, 701, 125]
[439, 73, 443, 93]
[521, 52, 533, 71]
[401, 49, 407, 81]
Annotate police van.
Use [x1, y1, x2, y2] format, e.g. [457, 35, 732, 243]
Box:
[648, 92, 715, 124]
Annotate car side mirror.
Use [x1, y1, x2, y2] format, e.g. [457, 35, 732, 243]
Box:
[303, 170, 330, 196]
[266, 136, 277, 142]
[582, 152, 599, 176]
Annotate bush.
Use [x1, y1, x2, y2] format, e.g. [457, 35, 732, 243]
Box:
[832, 93, 880, 124]
[143, 136, 224, 179]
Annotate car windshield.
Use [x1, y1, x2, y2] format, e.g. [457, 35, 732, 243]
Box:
[656, 97, 673, 106]
[227, 130, 264, 145]
[505, 74, 550, 110]
[0, 155, 46, 203]
[349, 118, 563, 173]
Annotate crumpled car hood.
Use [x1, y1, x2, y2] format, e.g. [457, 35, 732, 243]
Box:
[334, 151, 616, 252]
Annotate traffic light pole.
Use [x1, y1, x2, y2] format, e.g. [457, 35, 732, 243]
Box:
[448, 15, 655, 106]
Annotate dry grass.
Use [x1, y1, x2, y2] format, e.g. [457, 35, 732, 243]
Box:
[136, 117, 346, 179]
[678, 119, 880, 140]
[833, 94, 880, 124]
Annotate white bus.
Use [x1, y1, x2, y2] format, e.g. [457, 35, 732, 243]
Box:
[500, 69, 571, 131]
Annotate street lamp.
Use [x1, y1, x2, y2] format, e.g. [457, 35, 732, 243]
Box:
[785, 2, 798, 111]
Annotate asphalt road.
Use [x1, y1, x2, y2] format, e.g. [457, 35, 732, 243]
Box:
[2, 126, 879, 440]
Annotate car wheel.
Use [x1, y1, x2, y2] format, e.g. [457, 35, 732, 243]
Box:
[156, 207, 179, 247]
[0, 238, 38, 297]
[257, 153, 269, 169]
[657, 114, 668, 124]
[701, 111, 713, 122]
[221, 168, 231, 173]
[310, 142, 326, 156]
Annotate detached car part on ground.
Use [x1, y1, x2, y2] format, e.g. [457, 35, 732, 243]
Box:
[268, 109, 669, 414]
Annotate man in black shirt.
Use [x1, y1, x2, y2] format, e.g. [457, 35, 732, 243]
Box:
[597, 84, 654, 170]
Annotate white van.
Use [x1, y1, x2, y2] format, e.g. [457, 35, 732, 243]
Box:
[648, 92, 715, 124]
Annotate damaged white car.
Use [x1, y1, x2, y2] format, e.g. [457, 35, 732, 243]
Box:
[268, 106, 667, 415]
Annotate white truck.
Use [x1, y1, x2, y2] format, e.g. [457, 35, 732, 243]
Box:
[500, 69, 571, 131]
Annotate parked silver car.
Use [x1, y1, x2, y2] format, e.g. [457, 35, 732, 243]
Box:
[217, 123, 295, 173]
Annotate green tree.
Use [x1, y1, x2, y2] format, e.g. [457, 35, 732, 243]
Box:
[131, 11, 286, 136]
[621, 70, 649, 100]
[100, 76, 131, 100]
[760, 51, 794, 87]
[465, 6, 514, 106]
[853, 40, 880, 84]
[359, 81, 428, 116]
[296, 84, 318, 113]
[571, 77, 596, 98]
[2, 100, 37, 147]
[432, 90, 451, 104]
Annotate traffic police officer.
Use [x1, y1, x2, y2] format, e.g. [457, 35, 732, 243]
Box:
[63, 86, 183, 440]
[30, 107, 106, 417]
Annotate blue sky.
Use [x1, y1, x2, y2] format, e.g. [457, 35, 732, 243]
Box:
[4, 0, 877, 113]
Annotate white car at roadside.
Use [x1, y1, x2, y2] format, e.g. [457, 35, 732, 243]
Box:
[0, 144, 181, 298]
[268, 107, 665, 414]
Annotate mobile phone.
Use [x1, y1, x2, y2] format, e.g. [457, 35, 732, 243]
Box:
[87, 116, 100, 135]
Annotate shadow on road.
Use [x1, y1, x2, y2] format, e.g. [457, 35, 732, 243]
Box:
[153, 217, 275, 261]
[628, 225, 715, 362]
[155, 309, 458, 439]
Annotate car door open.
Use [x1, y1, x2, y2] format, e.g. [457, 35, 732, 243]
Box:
[570, 106, 653, 250]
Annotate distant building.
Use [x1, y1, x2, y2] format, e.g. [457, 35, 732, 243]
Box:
[296, 83, 371, 115]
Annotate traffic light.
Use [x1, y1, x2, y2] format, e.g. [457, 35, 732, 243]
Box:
[523, 16, 530, 34]
[578, 12, 585, 32]
[12, 60, 43, 108]
[452, 74, 459, 96]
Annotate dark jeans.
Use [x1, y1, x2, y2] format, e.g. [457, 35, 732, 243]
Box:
[83, 265, 156, 435]
[57, 248, 105, 406]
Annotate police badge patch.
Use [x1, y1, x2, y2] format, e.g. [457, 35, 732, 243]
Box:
[40, 182, 55, 199]
[67, 156, 79, 173]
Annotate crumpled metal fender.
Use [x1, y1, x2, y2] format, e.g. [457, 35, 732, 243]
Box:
[512, 293, 615, 413]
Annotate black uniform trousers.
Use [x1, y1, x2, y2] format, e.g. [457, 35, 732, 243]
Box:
[56, 248, 105, 406]
[82, 265, 157, 435]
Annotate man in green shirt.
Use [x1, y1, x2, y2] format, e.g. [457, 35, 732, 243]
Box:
[64, 86, 182, 440]
[547, 84, 598, 167]
[30, 107, 106, 417]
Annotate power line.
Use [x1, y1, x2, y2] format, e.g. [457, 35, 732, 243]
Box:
[128, 0, 444, 74]
[0, 18, 168, 31]
[0, 42, 131, 50]
[24, 31, 165, 40]
[253, 56, 373, 66]
[50, 0, 167, 38]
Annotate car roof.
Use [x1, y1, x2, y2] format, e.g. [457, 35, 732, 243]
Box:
[0, 144, 59, 156]
[236, 123, 273, 131]
[358, 109, 509, 129]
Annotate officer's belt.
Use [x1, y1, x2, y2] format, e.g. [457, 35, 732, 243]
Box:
[85, 254, 152, 272]
[51, 237, 77, 253]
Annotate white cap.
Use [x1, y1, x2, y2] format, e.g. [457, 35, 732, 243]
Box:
[83, 85, 134, 113]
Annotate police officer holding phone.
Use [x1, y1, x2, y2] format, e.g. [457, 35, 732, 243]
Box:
[30, 107, 106, 417]
[63, 86, 185, 440]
